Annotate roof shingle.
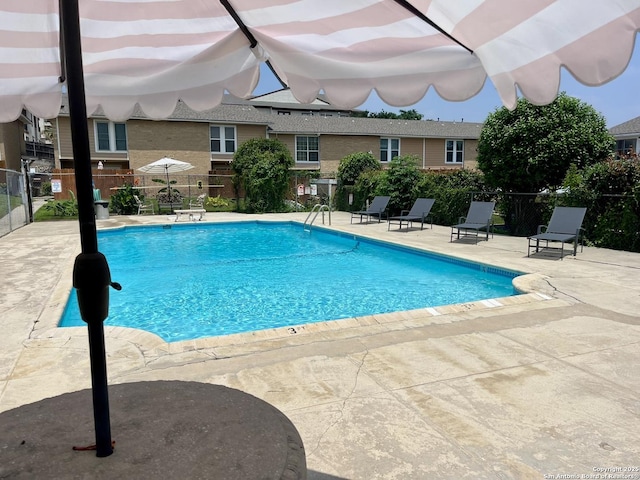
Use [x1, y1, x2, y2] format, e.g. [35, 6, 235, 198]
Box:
[59, 94, 483, 139]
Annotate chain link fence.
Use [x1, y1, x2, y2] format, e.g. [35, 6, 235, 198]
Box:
[470, 191, 640, 252]
[0, 168, 28, 238]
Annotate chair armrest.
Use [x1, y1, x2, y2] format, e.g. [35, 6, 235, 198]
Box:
[401, 209, 409, 215]
[458, 216, 466, 223]
[537, 224, 547, 234]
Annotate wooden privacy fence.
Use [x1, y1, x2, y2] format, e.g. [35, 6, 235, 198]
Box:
[52, 169, 133, 200]
[52, 169, 233, 201]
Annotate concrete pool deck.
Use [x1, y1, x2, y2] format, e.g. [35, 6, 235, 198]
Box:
[1, 210, 639, 479]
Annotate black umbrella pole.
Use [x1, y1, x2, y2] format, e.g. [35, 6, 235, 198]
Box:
[87, 321, 112, 456]
[60, 0, 113, 457]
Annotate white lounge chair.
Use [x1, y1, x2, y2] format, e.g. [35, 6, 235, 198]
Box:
[189, 193, 206, 209]
[134, 195, 154, 215]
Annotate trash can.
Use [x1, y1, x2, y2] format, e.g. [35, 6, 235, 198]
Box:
[94, 200, 110, 220]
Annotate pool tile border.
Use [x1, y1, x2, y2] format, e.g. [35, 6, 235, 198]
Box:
[34, 218, 553, 355]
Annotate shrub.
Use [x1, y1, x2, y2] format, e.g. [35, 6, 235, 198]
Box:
[336, 152, 381, 211]
[205, 195, 230, 209]
[40, 182, 52, 196]
[40, 190, 78, 217]
[232, 138, 293, 213]
[352, 170, 388, 210]
[385, 155, 422, 215]
[416, 170, 488, 225]
[563, 157, 640, 251]
[109, 183, 143, 214]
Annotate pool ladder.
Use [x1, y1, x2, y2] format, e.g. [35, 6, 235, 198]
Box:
[304, 204, 331, 231]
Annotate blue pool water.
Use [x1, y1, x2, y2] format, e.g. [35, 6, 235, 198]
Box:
[60, 221, 520, 342]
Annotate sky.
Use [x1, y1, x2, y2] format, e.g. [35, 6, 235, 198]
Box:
[252, 36, 639, 129]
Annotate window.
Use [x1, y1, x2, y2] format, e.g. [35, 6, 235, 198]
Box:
[94, 121, 127, 152]
[210, 125, 236, 153]
[446, 140, 464, 164]
[380, 138, 399, 162]
[616, 139, 636, 158]
[296, 136, 319, 162]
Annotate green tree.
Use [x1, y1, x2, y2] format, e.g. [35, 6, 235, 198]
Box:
[231, 138, 293, 213]
[384, 155, 422, 214]
[398, 109, 423, 120]
[335, 151, 381, 210]
[351, 108, 424, 120]
[477, 93, 614, 235]
[477, 93, 614, 193]
[368, 109, 399, 119]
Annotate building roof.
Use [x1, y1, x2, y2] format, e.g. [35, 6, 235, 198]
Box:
[250, 89, 333, 109]
[58, 94, 483, 139]
[609, 116, 640, 136]
[267, 115, 482, 138]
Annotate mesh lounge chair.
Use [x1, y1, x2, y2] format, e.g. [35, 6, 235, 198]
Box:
[450, 201, 495, 243]
[527, 206, 587, 259]
[388, 198, 435, 231]
[351, 196, 390, 224]
[134, 194, 154, 215]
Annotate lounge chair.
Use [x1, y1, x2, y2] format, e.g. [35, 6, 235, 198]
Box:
[134, 194, 154, 215]
[450, 201, 495, 243]
[388, 198, 435, 231]
[351, 196, 390, 224]
[527, 206, 587, 259]
[189, 193, 206, 209]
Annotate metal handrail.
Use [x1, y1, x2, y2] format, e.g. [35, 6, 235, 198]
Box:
[304, 204, 331, 231]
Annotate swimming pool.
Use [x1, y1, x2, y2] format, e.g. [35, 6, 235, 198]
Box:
[59, 221, 521, 342]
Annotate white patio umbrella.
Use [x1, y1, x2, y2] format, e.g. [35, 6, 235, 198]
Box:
[137, 157, 194, 205]
[1, 0, 638, 457]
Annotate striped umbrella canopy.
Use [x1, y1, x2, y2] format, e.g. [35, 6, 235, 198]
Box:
[1, 0, 638, 458]
[1, 0, 639, 123]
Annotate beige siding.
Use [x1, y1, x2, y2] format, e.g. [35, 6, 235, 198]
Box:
[322, 135, 378, 162]
[425, 138, 446, 168]
[320, 135, 378, 174]
[0, 122, 24, 170]
[51, 113, 479, 175]
[128, 120, 211, 174]
[272, 133, 379, 174]
[52, 118, 72, 167]
[464, 139, 479, 170]
[400, 138, 423, 164]
[424, 137, 477, 170]
[237, 124, 267, 146]
[270, 133, 295, 153]
[54, 117, 129, 168]
[210, 123, 268, 164]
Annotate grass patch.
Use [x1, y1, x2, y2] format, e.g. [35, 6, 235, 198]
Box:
[0, 195, 23, 217]
[34, 197, 79, 221]
[34, 208, 78, 221]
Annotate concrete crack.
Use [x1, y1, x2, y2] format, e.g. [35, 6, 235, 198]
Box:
[308, 348, 369, 456]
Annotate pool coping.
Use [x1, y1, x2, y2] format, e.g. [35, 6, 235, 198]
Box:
[6, 210, 640, 477]
[33, 218, 553, 353]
